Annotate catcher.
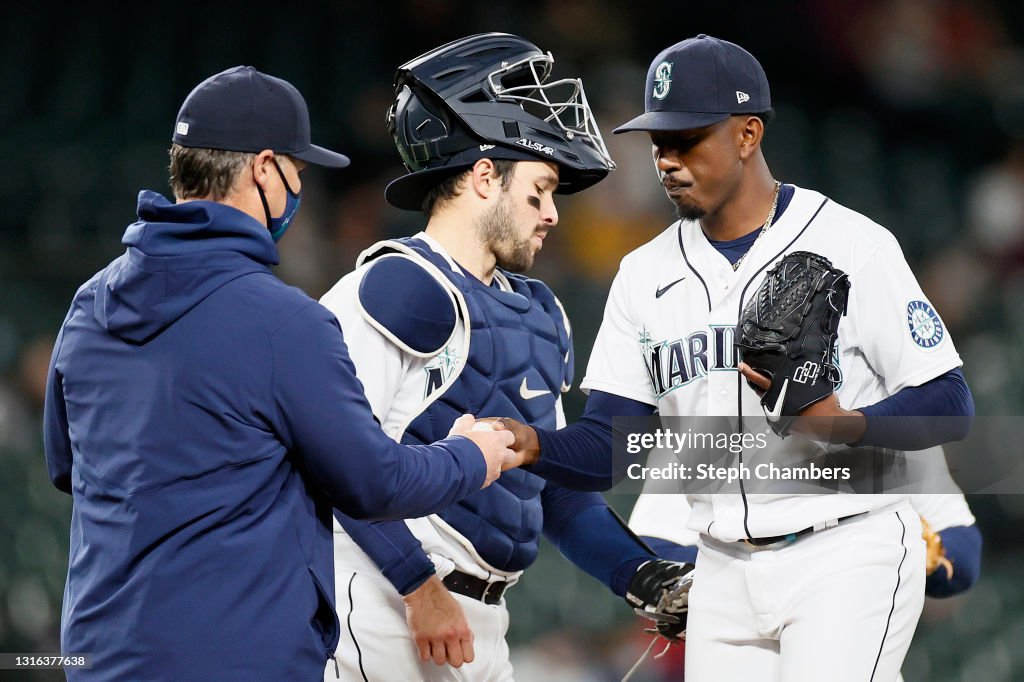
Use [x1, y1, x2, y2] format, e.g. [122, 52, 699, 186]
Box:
[319, 33, 692, 681]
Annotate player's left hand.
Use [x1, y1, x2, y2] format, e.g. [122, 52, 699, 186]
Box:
[738, 362, 866, 444]
[403, 575, 475, 668]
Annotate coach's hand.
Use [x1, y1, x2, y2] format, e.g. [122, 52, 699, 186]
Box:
[403, 575, 475, 668]
[485, 417, 540, 468]
[449, 415, 516, 488]
[738, 363, 866, 444]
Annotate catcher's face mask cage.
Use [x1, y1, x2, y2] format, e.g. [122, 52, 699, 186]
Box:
[388, 32, 615, 193]
[486, 51, 614, 172]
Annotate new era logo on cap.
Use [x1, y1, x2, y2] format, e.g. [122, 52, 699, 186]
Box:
[176, 121, 189, 136]
[736, 91, 750, 104]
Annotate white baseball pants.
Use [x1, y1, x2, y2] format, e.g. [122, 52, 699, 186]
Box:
[685, 502, 925, 682]
[325, 569, 513, 682]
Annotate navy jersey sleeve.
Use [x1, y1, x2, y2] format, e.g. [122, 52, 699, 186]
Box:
[856, 368, 974, 449]
[642, 536, 699, 565]
[529, 390, 656, 491]
[333, 512, 435, 596]
[541, 484, 653, 597]
[269, 302, 486, 520]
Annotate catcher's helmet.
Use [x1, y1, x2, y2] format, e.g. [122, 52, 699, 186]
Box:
[384, 33, 616, 211]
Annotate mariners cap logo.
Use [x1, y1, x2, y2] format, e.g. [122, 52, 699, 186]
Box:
[653, 61, 673, 100]
[907, 300, 944, 348]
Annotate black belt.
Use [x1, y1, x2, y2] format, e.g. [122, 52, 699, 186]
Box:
[442, 570, 509, 605]
[744, 513, 867, 547]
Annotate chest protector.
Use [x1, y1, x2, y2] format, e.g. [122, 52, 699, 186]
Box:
[358, 237, 573, 571]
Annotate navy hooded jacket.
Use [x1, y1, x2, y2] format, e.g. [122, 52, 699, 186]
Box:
[43, 191, 487, 681]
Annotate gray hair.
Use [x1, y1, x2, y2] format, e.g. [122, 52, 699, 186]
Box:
[168, 143, 254, 201]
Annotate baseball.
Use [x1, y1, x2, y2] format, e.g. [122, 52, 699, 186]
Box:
[471, 420, 496, 432]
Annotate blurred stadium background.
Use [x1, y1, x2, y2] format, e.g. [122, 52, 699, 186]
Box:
[2, 1, 1024, 680]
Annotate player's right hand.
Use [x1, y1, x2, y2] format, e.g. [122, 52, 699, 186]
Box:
[738, 363, 867, 445]
[488, 417, 540, 468]
[449, 414, 516, 488]
[402, 575, 475, 667]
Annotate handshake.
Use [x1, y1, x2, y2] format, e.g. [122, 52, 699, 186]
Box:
[448, 415, 538, 489]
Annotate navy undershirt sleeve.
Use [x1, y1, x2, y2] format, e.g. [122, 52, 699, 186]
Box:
[925, 524, 982, 598]
[641, 536, 699, 565]
[855, 368, 974, 449]
[541, 484, 653, 597]
[530, 390, 656, 491]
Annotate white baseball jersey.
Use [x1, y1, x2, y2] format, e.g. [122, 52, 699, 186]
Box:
[909, 468, 976, 534]
[628, 447, 975, 547]
[583, 185, 963, 542]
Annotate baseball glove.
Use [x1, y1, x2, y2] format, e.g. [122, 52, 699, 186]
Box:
[921, 516, 954, 579]
[735, 251, 851, 437]
[625, 559, 694, 641]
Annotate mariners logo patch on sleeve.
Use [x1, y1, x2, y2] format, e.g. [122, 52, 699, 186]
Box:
[907, 300, 944, 348]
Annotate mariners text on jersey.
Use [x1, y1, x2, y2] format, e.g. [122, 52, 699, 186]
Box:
[642, 324, 737, 397]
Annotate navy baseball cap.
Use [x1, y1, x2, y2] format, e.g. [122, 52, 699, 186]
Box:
[614, 34, 771, 134]
[172, 66, 350, 168]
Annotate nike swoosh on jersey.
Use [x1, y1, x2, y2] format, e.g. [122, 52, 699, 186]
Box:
[520, 377, 549, 400]
[764, 378, 789, 422]
[655, 277, 686, 298]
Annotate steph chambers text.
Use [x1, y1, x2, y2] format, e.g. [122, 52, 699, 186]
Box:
[627, 462, 852, 483]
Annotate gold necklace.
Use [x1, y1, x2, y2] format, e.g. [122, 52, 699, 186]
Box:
[731, 180, 782, 272]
